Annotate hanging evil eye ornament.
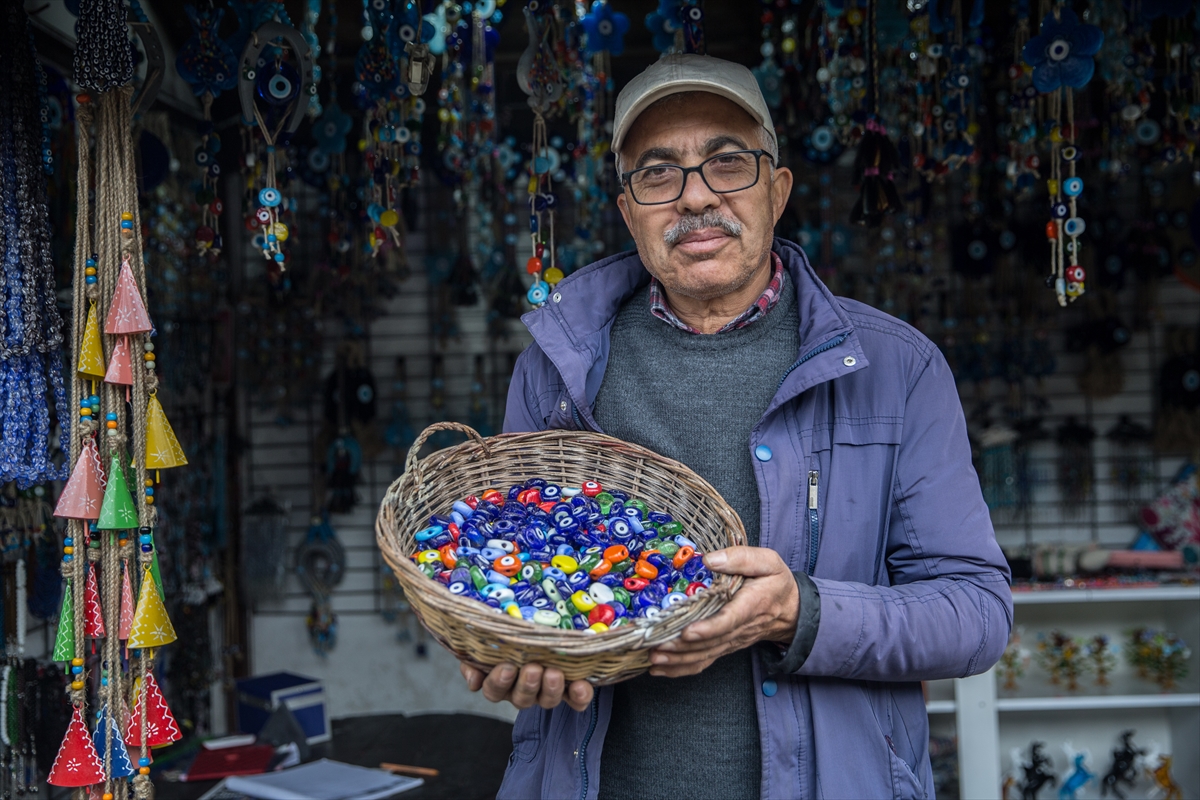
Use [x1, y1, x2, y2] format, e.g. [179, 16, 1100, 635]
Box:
[582, 1, 630, 57]
[355, 0, 401, 103]
[238, 19, 315, 271]
[178, 5, 240, 258]
[644, 0, 683, 54]
[1023, 5, 1103, 306]
[300, 0, 323, 118]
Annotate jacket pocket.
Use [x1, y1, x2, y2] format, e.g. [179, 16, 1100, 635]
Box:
[886, 736, 927, 800]
[508, 707, 545, 763]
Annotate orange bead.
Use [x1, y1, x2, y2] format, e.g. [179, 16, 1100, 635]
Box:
[672, 545, 695, 569]
[438, 543, 458, 569]
[103, 794, 114, 800]
[588, 559, 612, 578]
[139, 767, 151, 775]
[525, 256, 543, 275]
[493, 554, 521, 577]
[634, 560, 658, 580]
[1045, 221, 1058, 240]
[106, 420, 118, 429]
[603, 545, 629, 564]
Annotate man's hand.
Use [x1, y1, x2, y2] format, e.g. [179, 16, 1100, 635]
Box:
[460, 662, 594, 712]
[649, 546, 799, 678]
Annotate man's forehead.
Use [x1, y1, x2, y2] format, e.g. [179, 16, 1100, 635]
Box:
[623, 93, 758, 154]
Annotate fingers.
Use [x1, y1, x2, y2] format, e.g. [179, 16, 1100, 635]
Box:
[704, 545, 786, 577]
[537, 668, 565, 709]
[650, 655, 717, 678]
[509, 664, 545, 709]
[678, 585, 760, 642]
[566, 680, 594, 713]
[460, 662, 485, 692]
[481, 663, 518, 703]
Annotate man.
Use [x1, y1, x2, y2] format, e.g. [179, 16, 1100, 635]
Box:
[459, 54, 1012, 799]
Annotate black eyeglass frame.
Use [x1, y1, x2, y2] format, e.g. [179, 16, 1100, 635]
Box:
[619, 149, 774, 206]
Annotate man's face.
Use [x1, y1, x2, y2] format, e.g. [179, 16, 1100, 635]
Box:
[616, 93, 792, 302]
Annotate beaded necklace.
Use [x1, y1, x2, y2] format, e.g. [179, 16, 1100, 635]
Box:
[0, 3, 69, 488]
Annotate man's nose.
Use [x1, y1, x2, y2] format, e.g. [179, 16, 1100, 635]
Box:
[676, 168, 720, 215]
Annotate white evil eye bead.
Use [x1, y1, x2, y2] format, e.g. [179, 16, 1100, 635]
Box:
[258, 187, 282, 207]
[527, 281, 549, 304]
[1063, 217, 1086, 237]
[1062, 176, 1083, 197]
[811, 126, 834, 152]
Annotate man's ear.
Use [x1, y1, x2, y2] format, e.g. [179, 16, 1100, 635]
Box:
[770, 167, 794, 226]
[617, 191, 634, 234]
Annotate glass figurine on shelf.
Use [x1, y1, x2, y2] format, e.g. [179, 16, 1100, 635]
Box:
[1036, 630, 1090, 691]
[1127, 628, 1191, 691]
[1100, 730, 1144, 800]
[1058, 746, 1095, 800]
[1000, 626, 1031, 691]
[1088, 634, 1117, 688]
[1148, 754, 1182, 800]
[1018, 741, 1057, 800]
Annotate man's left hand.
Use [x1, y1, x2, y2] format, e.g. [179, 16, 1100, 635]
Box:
[649, 546, 799, 677]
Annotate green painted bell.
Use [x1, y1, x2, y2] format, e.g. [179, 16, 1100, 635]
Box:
[96, 454, 138, 530]
[52, 581, 76, 662]
[150, 546, 165, 601]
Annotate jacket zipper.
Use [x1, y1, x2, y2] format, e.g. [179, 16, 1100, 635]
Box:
[774, 332, 849, 393]
[807, 470, 820, 574]
[578, 694, 599, 800]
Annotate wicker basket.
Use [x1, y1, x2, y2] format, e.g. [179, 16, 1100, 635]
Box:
[376, 422, 747, 684]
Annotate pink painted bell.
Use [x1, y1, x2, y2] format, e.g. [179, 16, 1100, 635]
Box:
[103, 335, 133, 386]
[54, 437, 107, 520]
[104, 256, 153, 334]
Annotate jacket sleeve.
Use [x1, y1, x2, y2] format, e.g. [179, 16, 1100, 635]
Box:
[795, 349, 1013, 682]
[503, 344, 551, 434]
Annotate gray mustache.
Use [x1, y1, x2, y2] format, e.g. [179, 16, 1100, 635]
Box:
[663, 212, 743, 246]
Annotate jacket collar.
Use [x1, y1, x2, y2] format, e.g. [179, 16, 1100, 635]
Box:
[520, 237, 867, 429]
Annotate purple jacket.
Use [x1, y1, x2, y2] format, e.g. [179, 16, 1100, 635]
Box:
[497, 239, 1012, 799]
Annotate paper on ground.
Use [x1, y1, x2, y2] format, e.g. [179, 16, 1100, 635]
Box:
[221, 759, 423, 800]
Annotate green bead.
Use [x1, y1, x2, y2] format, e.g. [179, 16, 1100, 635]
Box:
[595, 492, 613, 515]
[542, 578, 562, 604]
[419, 562, 439, 579]
[610, 617, 629, 629]
[611, 586, 632, 609]
[658, 541, 680, 558]
[626, 499, 648, 519]
[610, 558, 632, 574]
[558, 616, 574, 630]
[521, 561, 543, 583]
[644, 538, 664, 552]
[578, 554, 603, 574]
[469, 565, 488, 591]
[673, 577, 689, 594]
[660, 521, 683, 537]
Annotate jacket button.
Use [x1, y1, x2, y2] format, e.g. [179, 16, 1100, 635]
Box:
[553, 292, 562, 303]
[754, 445, 772, 462]
[843, 356, 857, 367]
[559, 401, 568, 412]
[761, 679, 778, 697]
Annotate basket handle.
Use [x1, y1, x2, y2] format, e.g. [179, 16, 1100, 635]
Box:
[404, 422, 489, 476]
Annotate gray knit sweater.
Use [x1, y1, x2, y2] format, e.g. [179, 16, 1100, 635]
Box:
[594, 272, 800, 800]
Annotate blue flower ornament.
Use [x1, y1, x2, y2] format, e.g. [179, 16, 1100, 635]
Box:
[582, 1, 631, 56]
[1022, 8, 1104, 93]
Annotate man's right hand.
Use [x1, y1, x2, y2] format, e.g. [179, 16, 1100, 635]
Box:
[460, 662, 594, 712]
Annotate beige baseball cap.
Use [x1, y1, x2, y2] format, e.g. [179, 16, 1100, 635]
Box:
[612, 54, 777, 165]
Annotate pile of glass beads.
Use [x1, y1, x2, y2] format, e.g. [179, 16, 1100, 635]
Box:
[409, 479, 713, 633]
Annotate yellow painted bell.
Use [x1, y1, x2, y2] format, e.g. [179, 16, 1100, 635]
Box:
[145, 395, 187, 470]
[76, 302, 106, 379]
[126, 567, 176, 649]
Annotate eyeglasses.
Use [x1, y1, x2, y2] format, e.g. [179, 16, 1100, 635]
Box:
[621, 149, 773, 206]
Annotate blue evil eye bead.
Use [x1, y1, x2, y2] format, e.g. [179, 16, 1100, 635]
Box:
[1062, 177, 1083, 197]
[448, 580, 470, 595]
[194, 147, 211, 166]
[258, 187, 282, 207]
[567, 570, 590, 590]
[1050, 202, 1069, 219]
[642, 606, 662, 620]
[415, 525, 444, 542]
[519, 606, 537, 621]
[662, 591, 688, 608]
[531, 596, 551, 609]
[554, 543, 576, 558]
[541, 485, 561, 500]
[258, 63, 300, 104]
[486, 569, 512, 585]
[527, 281, 550, 304]
[1063, 217, 1086, 237]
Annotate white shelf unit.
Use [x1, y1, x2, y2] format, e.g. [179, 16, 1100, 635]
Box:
[948, 585, 1200, 800]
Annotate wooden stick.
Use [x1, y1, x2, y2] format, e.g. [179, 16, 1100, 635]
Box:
[379, 762, 440, 778]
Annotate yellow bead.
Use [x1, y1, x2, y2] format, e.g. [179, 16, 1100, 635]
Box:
[505, 604, 522, 618]
[380, 209, 399, 227]
[271, 222, 289, 241]
[588, 622, 609, 633]
[570, 590, 597, 612]
[847, 9, 863, 25]
[551, 555, 578, 574]
[527, 176, 538, 194]
[1047, 179, 1059, 196]
[63, 546, 74, 554]
[85, 267, 96, 275]
[1049, 127, 1063, 143]
[120, 212, 133, 221]
[145, 479, 154, 487]
[144, 352, 155, 362]
[72, 657, 84, 666]
[357, 138, 368, 152]
[417, 549, 442, 565]
[544, 267, 564, 285]
[145, 496, 154, 505]
[71, 680, 84, 690]
[80, 408, 92, 416]
[781, 37, 796, 54]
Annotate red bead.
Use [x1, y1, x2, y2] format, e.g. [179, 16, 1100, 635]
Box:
[685, 581, 707, 596]
[447, 523, 461, 542]
[210, 199, 224, 215]
[538, 501, 557, 513]
[535, 243, 545, 258]
[588, 604, 616, 626]
[1066, 265, 1086, 282]
[526, 256, 543, 275]
[623, 577, 650, 592]
[195, 225, 215, 243]
[463, 496, 480, 509]
[1045, 221, 1059, 240]
[582, 481, 602, 497]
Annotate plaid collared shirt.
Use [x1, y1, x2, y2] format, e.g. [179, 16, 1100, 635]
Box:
[649, 251, 785, 334]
